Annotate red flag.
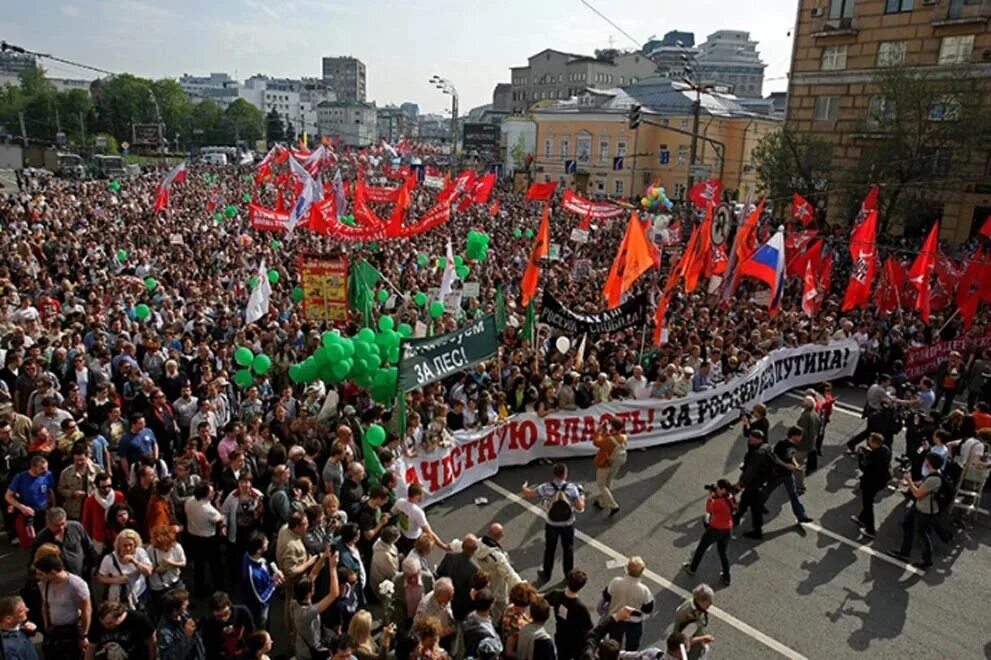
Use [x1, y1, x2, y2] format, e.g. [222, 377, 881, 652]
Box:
[488, 200, 501, 217]
[710, 244, 728, 276]
[802, 260, 818, 317]
[980, 215, 991, 240]
[353, 180, 386, 227]
[908, 222, 940, 323]
[652, 294, 670, 346]
[734, 197, 764, 263]
[957, 250, 991, 329]
[854, 185, 879, 226]
[603, 212, 658, 308]
[841, 209, 878, 311]
[684, 202, 713, 292]
[875, 256, 906, 315]
[792, 193, 815, 226]
[819, 249, 834, 300]
[688, 179, 722, 209]
[665, 226, 699, 295]
[386, 183, 411, 238]
[791, 240, 823, 285]
[471, 173, 496, 204]
[152, 161, 187, 213]
[520, 204, 551, 306]
[934, 250, 963, 303]
[526, 181, 558, 201]
[785, 230, 819, 277]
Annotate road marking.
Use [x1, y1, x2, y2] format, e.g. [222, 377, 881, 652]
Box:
[784, 391, 861, 418]
[799, 522, 925, 576]
[484, 480, 809, 660]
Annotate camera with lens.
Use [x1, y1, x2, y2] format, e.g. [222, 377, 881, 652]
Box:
[703, 480, 738, 494]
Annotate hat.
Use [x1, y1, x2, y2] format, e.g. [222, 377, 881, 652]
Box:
[748, 429, 765, 440]
[477, 638, 504, 659]
[343, 405, 357, 416]
[683, 366, 695, 376]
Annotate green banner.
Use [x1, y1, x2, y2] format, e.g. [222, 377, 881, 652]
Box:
[397, 315, 499, 393]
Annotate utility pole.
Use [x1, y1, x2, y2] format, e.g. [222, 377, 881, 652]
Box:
[79, 112, 86, 148]
[55, 107, 62, 134]
[628, 104, 642, 197]
[18, 111, 27, 146]
[687, 85, 701, 191]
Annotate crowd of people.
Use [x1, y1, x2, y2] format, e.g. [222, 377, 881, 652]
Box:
[0, 157, 989, 660]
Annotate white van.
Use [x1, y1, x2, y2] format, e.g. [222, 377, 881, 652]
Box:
[202, 153, 228, 166]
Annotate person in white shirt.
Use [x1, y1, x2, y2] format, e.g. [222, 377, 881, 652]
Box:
[183, 481, 224, 596]
[96, 529, 153, 610]
[601, 556, 654, 651]
[628, 366, 650, 401]
[391, 483, 450, 557]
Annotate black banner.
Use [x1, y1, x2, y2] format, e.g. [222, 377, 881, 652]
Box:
[539, 292, 647, 336]
[397, 315, 499, 393]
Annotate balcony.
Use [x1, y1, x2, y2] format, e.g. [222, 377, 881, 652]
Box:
[810, 16, 858, 39]
[932, 0, 989, 28]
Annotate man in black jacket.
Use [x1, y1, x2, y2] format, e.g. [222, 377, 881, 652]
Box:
[734, 429, 774, 540]
[852, 432, 891, 538]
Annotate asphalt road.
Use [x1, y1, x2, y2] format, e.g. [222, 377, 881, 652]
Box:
[424, 384, 991, 660]
[1, 384, 987, 659]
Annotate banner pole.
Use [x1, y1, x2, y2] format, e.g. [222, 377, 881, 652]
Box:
[937, 307, 960, 336]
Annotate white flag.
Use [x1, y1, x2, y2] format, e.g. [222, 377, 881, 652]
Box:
[438, 239, 458, 299]
[245, 260, 272, 325]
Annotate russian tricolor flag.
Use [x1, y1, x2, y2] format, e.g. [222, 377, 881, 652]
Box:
[739, 229, 786, 313]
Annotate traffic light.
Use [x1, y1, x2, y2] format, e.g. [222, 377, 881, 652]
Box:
[628, 104, 642, 130]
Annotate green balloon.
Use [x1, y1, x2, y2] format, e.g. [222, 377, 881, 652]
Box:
[243, 193, 252, 202]
[429, 301, 445, 318]
[327, 344, 344, 361]
[513, 228, 522, 238]
[453, 256, 464, 267]
[377, 289, 389, 303]
[436, 257, 446, 269]
[314, 347, 331, 367]
[456, 264, 470, 279]
[268, 269, 280, 285]
[134, 304, 150, 320]
[292, 286, 304, 302]
[378, 315, 395, 332]
[524, 228, 534, 239]
[330, 360, 350, 382]
[248, 276, 259, 289]
[414, 292, 428, 307]
[288, 364, 303, 383]
[357, 327, 376, 343]
[339, 338, 355, 358]
[233, 369, 254, 388]
[388, 346, 401, 364]
[270, 240, 283, 250]
[224, 205, 238, 218]
[366, 424, 387, 447]
[108, 181, 121, 192]
[397, 323, 413, 338]
[251, 353, 272, 375]
[416, 254, 429, 267]
[144, 277, 158, 291]
[213, 212, 223, 223]
[322, 331, 340, 349]
[116, 249, 128, 262]
[234, 346, 254, 367]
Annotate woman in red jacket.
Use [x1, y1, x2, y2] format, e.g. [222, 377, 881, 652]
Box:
[81, 471, 125, 554]
[683, 479, 736, 586]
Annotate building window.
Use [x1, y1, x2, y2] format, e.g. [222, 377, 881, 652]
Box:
[814, 96, 840, 121]
[614, 179, 624, 195]
[929, 96, 960, 121]
[561, 139, 570, 158]
[938, 35, 974, 64]
[877, 41, 907, 67]
[673, 183, 686, 200]
[923, 148, 951, 177]
[544, 138, 552, 157]
[677, 145, 688, 165]
[884, 0, 913, 13]
[599, 139, 609, 162]
[616, 140, 627, 157]
[820, 45, 848, 71]
[867, 96, 895, 128]
[680, 119, 689, 130]
[577, 135, 592, 162]
[828, 0, 854, 19]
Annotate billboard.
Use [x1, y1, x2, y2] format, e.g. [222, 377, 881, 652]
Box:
[132, 123, 163, 147]
[300, 255, 349, 323]
[462, 123, 499, 151]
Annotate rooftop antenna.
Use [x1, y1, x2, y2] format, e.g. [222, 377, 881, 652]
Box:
[608, 35, 615, 48]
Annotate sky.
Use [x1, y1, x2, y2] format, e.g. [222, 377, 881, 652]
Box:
[4, 0, 797, 115]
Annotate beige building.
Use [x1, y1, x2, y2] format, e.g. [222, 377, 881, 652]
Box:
[786, 0, 991, 241]
[510, 49, 659, 115]
[530, 84, 779, 200]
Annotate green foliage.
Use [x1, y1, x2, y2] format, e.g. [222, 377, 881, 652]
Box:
[266, 108, 285, 143]
[751, 129, 834, 214]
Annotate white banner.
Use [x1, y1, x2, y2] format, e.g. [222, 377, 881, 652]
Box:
[408, 341, 860, 505]
[424, 175, 445, 189]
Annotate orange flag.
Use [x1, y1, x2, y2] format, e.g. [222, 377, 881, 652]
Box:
[386, 183, 411, 238]
[684, 201, 714, 292]
[652, 294, 670, 346]
[666, 224, 700, 295]
[520, 203, 551, 306]
[603, 212, 659, 308]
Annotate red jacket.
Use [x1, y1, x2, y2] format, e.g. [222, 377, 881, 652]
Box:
[81, 490, 124, 545]
[706, 495, 736, 531]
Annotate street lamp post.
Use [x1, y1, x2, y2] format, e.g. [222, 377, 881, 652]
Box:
[429, 75, 459, 166]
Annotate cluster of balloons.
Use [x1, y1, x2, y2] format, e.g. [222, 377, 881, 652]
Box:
[641, 184, 673, 213]
[465, 231, 490, 262]
[233, 346, 273, 388]
[412, 292, 447, 319]
[288, 321, 414, 405]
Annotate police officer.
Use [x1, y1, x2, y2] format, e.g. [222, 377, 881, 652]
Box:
[734, 429, 775, 540]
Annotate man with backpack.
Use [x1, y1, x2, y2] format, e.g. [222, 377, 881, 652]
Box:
[889, 451, 945, 570]
[521, 462, 585, 584]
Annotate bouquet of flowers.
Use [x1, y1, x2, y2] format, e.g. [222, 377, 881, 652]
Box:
[378, 579, 396, 623]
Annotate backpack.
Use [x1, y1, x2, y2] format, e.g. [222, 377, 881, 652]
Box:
[546, 483, 573, 523]
[933, 471, 956, 514]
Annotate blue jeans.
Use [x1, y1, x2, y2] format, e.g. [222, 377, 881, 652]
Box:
[783, 473, 808, 520]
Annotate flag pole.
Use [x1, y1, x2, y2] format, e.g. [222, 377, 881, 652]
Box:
[638, 323, 648, 361]
[937, 307, 960, 335]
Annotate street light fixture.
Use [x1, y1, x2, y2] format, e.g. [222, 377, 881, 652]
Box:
[428, 75, 459, 165]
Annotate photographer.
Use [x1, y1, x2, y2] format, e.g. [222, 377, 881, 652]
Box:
[682, 479, 735, 585]
[852, 433, 891, 538]
[889, 452, 943, 570]
[846, 400, 900, 454]
[739, 404, 768, 440]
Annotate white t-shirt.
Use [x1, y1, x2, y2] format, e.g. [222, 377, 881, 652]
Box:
[392, 498, 428, 540]
[145, 543, 186, 591]
[99, 548, 150, 607]
[185, 498, 223, 537]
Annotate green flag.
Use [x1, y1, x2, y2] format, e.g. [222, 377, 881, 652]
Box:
[522, 302, 536, 342]
[494, 286, 507, 334]
[348, 259, 382, 320]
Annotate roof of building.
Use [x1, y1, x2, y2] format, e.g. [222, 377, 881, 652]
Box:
[532, 81, 778, 120]
[316, 100, 376, 109]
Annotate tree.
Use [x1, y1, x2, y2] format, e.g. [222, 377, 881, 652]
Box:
[57, 89, 94, 145]
[751, 129, 834, 215]
[189, 100, 224, 148]
[510, 133, 527, 170]
[284, 119, 296, 142]
[151, 79, 194, 143]
[847, 64, 991, 235]
[222, 98, 264, 144]
[93, 73, 158, 143]
[265, 108, 284, 143]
